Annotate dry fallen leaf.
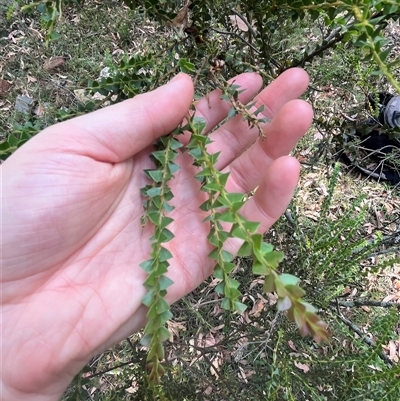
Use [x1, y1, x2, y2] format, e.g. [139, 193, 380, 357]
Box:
[229, 15, 249, 32]
[294, 361, 310, 373]
[0, 79, 12, 97]
[43, 56, 65, 72]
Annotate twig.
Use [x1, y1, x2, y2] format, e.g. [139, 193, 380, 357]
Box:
[331, 304, 394, 368]
[332, 299, 400, 310]
[210, 27, 260, 54]
[284, 209, 307, 245]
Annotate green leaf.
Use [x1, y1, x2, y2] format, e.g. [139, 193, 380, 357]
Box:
[140, 333, 153, 347]
[178, 58, 195, 73]
[221, 250, 233, 262]
[234, 301, 247, 314]
[265, 251, 284, 268]
[160, 228, 174, 243]
[156, 297, 170, 314]
[192, 117, 207, 135]
[142, 289, 155, 307]
[159, 310, 173, 324]
[213, 265, 224, 279]
[252, 260, 270, 275]
[158, 326, 171, 342]
[168, 161, 180, 174]
[279, 273, 299, 287]
[218, 211, 236, 223]
[243, 220, 260, 233]
[159, 275, 174, 290]
[263, 274, 276, 293]
[160, 216, 173, 229]
[147, 187, 163, 197]
[140, 259, 154, 273]
[237, 241, 252, 257]
[169, 138, 183, 150]
[227, 107, 237, 119]
[221, 297, 232, 310]
[158, 247, 173, 262]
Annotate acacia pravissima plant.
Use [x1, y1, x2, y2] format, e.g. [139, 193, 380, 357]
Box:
[139, 81, 329, 383]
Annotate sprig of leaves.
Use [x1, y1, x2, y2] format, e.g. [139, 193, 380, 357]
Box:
[185, 107, 328, 344]
[139, 130, 184, 383]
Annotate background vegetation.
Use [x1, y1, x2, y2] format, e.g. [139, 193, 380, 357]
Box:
[1, 0, 399, 400]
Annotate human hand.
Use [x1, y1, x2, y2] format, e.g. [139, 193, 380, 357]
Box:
[1, 69, 312, 400]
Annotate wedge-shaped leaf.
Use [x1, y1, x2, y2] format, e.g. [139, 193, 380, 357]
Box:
[223, 262, 236, 274]
[168, 161, 179, 174]
[215, 282, 225, 294]
[147, 187, 162, 198]
[160, 228, 174, 243]
[199, 199, 211, 211]
[221, 297, 232, 310]
[279, 273, 299, 287]
[265, 250, 284, 268]
[275, 279, 288, 298]
[159, 310, 173, 325]
[232, 225, 247, 240]
[140, 333, 153, 347]
[152, 150, 167, 165]
[263, 274, 276, 293]
[226, 276, 240, 289]
[218, 172, 230, 186]
[243, 220, 260, 234]
[227, 107, 237, 119]
[192, 117, 207, 135]
[140, 259, 154, 273]
[202, 181, 220, 192]
[142, 289, 156, 307]
[209, 248, 220, 260]
[287, 284, 305, 299]
[195, 167, 211, 179]
[143, 319, 157, 335]
[218, 210, 236, 223]
[163, 201, 174, 212]
[252, 259, 270, 275]
[145, 169, 163, 183]
[158, 247, 173, 262]
[158, 326, 171, 343]
[218, 192, 244, 207]
[188, 146, 202, 159]
[237, 240, 252, 257]
[213, 264, 224, 280]
[160, 216, 173, 229]
[148, 341, 165, 361]
[156, 297, 170, 314]
[169, 137, 183, 150]
[147, 210, 159, 225]
[234, 301, 247, 314]
[159, 274, 174, 290]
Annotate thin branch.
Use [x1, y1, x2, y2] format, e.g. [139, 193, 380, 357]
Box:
[331, 305, 394, 368]
[332, 299, 400, 310]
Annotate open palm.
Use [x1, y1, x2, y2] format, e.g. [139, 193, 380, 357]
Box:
[1, 69, 312, 400]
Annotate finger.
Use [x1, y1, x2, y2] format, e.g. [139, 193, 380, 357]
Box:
[207, 68, 310, 169]
[177, 72, 263, 145]
[196, 72, 263, 132]
[36, 74, 195, 163]
[225, 99, 313, 193]
[240, 156, 300, 232]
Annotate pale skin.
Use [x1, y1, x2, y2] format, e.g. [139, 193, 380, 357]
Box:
[1, 68, 313, 400]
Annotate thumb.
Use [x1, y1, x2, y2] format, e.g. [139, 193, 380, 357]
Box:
[41, 73, 194, 163]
